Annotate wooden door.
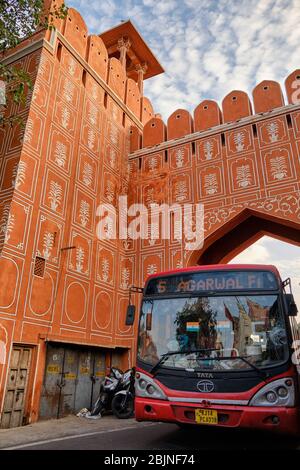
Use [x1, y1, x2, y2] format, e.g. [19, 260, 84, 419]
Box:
[1, 346, 32, 428]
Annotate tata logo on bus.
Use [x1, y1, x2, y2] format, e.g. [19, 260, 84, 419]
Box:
[197, 373, 214, 379]
[197, 380, 215, 393]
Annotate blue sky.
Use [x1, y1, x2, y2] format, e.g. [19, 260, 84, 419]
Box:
[70, 0, 300, 119]
[69, 0, 300, 317]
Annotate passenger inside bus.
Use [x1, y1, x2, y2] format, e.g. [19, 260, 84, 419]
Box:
[138, 295, 289, 369]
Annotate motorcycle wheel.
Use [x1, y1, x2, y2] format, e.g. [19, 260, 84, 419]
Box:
[111, 394, 134, 419]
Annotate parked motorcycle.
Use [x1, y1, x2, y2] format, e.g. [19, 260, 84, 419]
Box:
[90, 367, 135, 419]
[90, 366, 123, 417]
[111, 367, 135, 419]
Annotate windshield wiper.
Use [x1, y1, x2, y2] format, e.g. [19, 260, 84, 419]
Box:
[150, 349, 269, 381]
[150, 348, 223, 376]
[237, 356, 270, 381]
[194, 355, 269, 381]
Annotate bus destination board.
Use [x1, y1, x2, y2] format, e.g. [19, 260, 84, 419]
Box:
[145, 270, 278, 296]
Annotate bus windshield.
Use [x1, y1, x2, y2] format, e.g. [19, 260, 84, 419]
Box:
[137, 295, 289, 372]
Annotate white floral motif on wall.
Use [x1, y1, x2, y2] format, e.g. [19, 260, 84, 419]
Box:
[0, 205, 14, 243]
[12, 161, 27, 189]
[236, 165, 252, 188]
[121, 267, 130, 289]
[147, 264, 157, 275]
[87, 128, 96, 150]
[32, 82, 41, 103]
[101, 258, 110, 282]
[68, 58, 76, 76]
[174, 180, 188, 201]
[63, 79, 74, 103]
[43, 232, 54, 260]
[48, 181, 63, 211]
[54, 142, 67, 168]
[148, 156, 157, 172]
[88, 104, 97, 126]
[145, 187, 156, 206]
[79, 200, 90, 227]
[38, 56, 47, 78]
[266, 122, 279, 143]
[82, 162, 93, 187]
[25, 87, 33, 108]
[204, 173, 218, 195]
[23, 118, 33, 144]
[175, 149, 184, 167]
[76, 247, 85, 272]
[270, 156, 288, 180]
[105, 181, 115, 203]
[203, 140, 214, 160]
[103, 216, 114, 239]
[148, 220, 159, 246]
[234, 132, 245, 152]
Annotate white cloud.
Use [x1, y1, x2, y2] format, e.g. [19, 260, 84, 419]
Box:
[231, 236, 300, 322]
[230, 242, 271, 265]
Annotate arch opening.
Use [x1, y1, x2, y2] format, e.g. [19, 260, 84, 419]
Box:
[190, 211, 300, 266]
[187, 210, 300, 321]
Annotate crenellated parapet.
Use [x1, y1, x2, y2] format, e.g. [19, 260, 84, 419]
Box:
[127, 64, 300, 282]
[252, 80, 284, 113]
[63, 7, 88, 57]
[132, 69, 300, 150]
[143, 116, 167, 147]
[87, 35, 109, 82]
[194, 100, 222, 132]
[222, 90, 253, 122]
[167, 109, 193, 140]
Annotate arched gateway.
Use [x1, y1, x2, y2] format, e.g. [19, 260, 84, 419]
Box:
[129, 99, 300, 278]
[188, 209, 300, 266]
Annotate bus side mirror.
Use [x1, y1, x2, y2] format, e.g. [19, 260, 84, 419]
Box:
[125, 305, 135, 325]
[285, 294, 298, 317]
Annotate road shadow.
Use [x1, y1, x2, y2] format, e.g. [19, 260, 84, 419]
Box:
[147, 423, 299, 450]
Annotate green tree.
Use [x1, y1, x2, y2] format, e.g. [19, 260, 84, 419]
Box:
[0, 0, 68, 126]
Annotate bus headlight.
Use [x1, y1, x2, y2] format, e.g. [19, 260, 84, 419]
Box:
[139, 379, 147, 390]
[249, 378, 295, 407]
[277, 386, 288, 398]
[266, 391, 277, 403]
[135, 372, 167, 400]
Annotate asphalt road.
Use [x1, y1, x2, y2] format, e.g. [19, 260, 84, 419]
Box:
[12, 422, 300, 451]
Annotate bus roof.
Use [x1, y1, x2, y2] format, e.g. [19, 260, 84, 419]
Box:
[146, 264, 281, 282]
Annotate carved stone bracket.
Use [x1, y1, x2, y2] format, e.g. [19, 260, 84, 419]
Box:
[135, 62, 148, 93]
[117, 36, 132, 68]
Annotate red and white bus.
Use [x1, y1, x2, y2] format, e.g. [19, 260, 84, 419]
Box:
[127, 264, 300, 435]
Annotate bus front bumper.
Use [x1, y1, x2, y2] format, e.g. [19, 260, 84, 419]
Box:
[135, 397, 300, 435]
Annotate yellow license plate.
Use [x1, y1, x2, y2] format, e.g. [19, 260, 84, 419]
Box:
[195, 408, 218, 425]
